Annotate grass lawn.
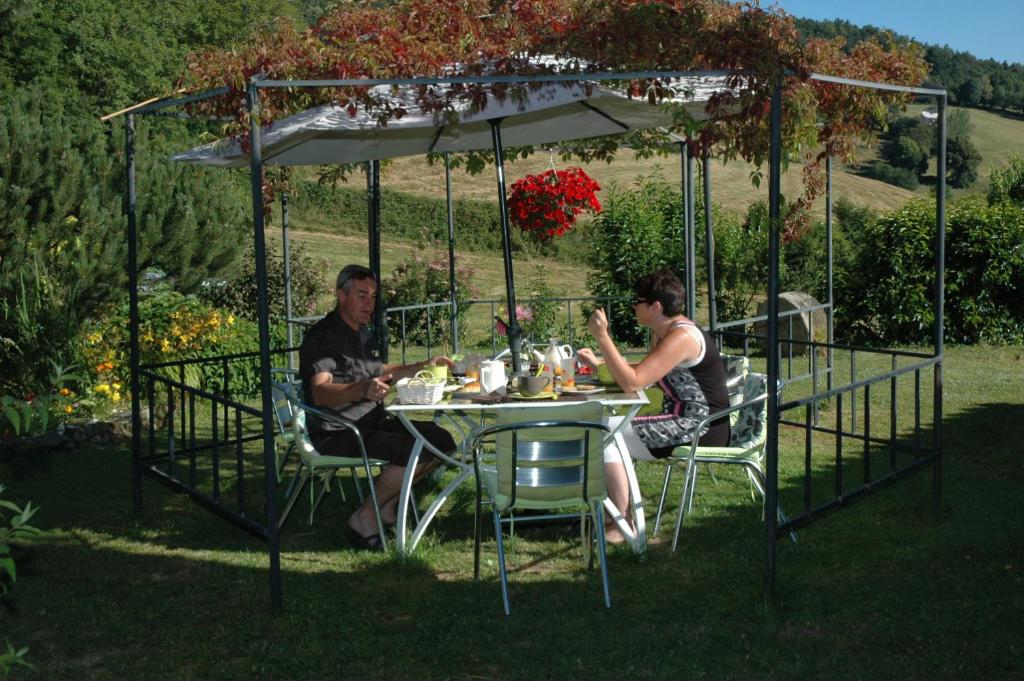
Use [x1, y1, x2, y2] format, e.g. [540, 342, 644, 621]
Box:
[2, 345, 1022, 680]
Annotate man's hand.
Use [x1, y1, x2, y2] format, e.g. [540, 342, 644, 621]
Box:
[428, 356, 456, 369]
[365, 374, 393, 402]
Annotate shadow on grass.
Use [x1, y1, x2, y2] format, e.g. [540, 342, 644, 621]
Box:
[3, 398, 1023, 679]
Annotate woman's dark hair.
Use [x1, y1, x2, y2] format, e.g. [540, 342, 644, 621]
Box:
[633, 268, 686, 316]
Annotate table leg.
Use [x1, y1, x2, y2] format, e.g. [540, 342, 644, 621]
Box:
[601, 404, 647, 554]
[394, 437, 423, 556]
[391, 411, 472, 556]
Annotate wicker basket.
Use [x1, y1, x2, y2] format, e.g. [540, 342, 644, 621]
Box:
[395, 370, 446, 405]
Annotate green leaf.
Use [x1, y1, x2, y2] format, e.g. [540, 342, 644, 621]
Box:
[2, 407, 20, 435]
[0, 556, 15, 583]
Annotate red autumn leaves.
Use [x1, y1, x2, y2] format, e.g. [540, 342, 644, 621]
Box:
[507, 167, 601, 240]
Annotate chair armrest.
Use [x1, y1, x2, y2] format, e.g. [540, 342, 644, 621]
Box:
[274, 379, 372, 462]
[678, 393, 768, 462]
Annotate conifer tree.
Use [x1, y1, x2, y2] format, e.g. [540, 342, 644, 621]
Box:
[0, 88, 249, 391]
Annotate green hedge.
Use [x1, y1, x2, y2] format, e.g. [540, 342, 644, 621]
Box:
[291, 179, 592, 262]
[834, 197, 1024, 345]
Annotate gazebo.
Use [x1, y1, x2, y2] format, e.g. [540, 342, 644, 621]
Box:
[111, 47, 948, 609]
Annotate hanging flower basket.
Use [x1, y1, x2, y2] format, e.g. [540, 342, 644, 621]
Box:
[507, 167, 602, 240]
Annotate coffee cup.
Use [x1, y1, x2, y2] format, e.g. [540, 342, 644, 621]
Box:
[423, 363, 448, 382]
[519, 374, 552, 396]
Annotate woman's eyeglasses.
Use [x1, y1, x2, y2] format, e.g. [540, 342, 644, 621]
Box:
[632, 297, 651, 306]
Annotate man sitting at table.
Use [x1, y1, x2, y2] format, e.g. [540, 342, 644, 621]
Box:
[300, 264, 456, 551]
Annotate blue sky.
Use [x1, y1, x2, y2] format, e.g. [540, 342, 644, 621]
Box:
[770, 0, 1024, 65]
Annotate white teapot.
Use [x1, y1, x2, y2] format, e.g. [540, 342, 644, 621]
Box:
[480, 359, 507, 394]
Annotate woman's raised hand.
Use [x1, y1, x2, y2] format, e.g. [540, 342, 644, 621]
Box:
[587, 308, 609, 339]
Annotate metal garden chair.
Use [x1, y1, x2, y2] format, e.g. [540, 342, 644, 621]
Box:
[652, 372, 796, 552]
[470, 401, 613, 615]
[272, 380, 389, 545]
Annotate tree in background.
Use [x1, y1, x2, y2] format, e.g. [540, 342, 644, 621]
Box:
[795, 17, 1024, 114]
[947, 136, 982, 189]
[956, 75, 992, 108]
[882, 134, 928, 176]
[0, 89, 249, 392]
[0, 0, 300, 112]
[587, 180, 684, 346]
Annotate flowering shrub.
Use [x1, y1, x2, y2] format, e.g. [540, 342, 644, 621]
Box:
[507, 167, 601, 240]
[1, 363, 79, 438]
[197, 241, 330, 321]
[382, 253, 476, 351]
[83, 291, 286, 397]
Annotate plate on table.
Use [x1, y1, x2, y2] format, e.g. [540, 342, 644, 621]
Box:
[560, 385, 605, 395]
[510, 391, 558, 400]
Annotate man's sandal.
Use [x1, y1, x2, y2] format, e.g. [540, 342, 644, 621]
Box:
[346, 528, 384, 551]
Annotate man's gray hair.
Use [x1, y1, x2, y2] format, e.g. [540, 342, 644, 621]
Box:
[336, 264, 376, 291]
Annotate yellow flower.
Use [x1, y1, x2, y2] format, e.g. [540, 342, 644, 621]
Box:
[95, 383, 111, 394]
[160, 339, 171, 352]
[59, 387, 71, 397]
[64, 405, 74, 414]
[111, 391, 122, 402]
[113, 383, 122, 391]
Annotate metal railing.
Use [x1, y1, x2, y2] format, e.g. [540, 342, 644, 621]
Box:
[286, 295, 648, 363]
[137, 348, 293, 540]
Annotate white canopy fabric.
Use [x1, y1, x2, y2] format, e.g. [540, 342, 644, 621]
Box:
[172, 76, 732, 167]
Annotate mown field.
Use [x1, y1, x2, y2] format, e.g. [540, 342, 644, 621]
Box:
[297, 148, 918, 216]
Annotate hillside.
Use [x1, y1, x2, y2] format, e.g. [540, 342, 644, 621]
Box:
[904, 103, 1024, 181]
[311, 151, 917, 218]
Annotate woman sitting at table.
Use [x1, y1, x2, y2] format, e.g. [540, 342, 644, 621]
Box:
[576, 268, 730, 544]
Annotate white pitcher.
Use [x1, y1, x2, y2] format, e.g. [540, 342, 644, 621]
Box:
[544, 338, 574, 365]
[480, 360, 507, 394]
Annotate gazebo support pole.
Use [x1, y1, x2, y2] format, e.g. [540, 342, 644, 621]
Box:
[368, 160, 386, 361]
[826, 156, 834, 392]
[684, 142, 697, 319]
[703, 155, 717, 333]
[489, 119, 522, 374]
[247, 81, 283, 609]
[444, 153, 459, 353]
[765, 82, 784, 597]
[933, 95, 947, 507]
[126, 114, 143, 514]
[282, 193, 294, 370]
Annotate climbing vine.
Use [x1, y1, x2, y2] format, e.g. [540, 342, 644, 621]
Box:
[177, 0, 928, 240]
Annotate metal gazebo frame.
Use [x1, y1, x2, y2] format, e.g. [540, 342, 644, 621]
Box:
[117, 69, 947, 608]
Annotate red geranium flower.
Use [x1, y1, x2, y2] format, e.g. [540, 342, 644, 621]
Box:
[507, 167, 601, 240]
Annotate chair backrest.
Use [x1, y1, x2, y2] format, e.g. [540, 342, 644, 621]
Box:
[270, 379, 297, 438]
[720, 354, 750, 408]
[488, 402, 607, 511]
[728, 372, 768, 450]
[271, 379, 321, 464]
